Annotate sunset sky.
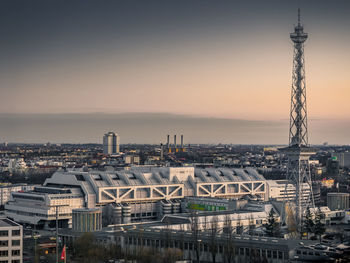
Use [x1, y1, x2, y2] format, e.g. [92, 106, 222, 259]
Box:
[0, 0, 349, 144]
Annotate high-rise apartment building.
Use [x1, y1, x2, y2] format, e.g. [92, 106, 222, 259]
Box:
[103, 132, 120, 155]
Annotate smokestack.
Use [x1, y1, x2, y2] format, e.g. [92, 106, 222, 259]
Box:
[174, 135, 177, 148]
[181, 135, 184, 148]
[167, 135, 170, 147]
[160, 143, 164, 160]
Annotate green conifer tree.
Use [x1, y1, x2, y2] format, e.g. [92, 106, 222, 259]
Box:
[304, 207, 315, 239]
[314, 208, 326, 242]
[264, 209, 280, 237]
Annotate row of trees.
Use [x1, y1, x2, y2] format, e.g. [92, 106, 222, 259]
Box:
[264, 207, 326, 241]
[72, 209, 325, 262]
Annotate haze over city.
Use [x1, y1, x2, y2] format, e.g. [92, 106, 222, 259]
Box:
[1, 0, 349, 144]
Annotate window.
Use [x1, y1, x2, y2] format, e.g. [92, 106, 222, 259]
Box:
[12, 250, 20, 256]
[12, 230, 20, 236]
[278, 251, 283, 259]
[12, 260, 21, 263]
[0, 250, 8, 256]
[273, 251, 277, 259]
[184, 242, 188, 250]
[219, 245, 223, 253]
[0, 231, 8, 237]
[0, 241, 8, 247]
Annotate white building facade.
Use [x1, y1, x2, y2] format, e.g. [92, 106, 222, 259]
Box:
[0, 184, 35, 206]
[5, 167, 268, 228]
[267, 180, 312, 203]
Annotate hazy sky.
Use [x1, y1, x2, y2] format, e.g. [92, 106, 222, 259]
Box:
[0, 1, 349, 143]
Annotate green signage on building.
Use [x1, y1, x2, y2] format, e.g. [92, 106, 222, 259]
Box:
[187, 203, 226, 211]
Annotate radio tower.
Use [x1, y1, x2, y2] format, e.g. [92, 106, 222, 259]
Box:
[281, 9, 315, 231]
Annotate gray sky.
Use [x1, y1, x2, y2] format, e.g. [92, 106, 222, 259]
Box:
[0, 1, 349, 144]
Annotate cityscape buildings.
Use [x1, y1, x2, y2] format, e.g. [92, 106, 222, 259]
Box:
[0, 2, 349, 262]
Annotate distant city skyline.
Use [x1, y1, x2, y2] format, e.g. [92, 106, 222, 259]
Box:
[0, 113, 349, 145]
[1, 0, 349, 143]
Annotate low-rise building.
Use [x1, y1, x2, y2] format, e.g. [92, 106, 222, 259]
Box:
[0, 184, 36, 206]
[267, 180, 311, 203]
[327, 192, 350, 211]
[5, 187, 84, 228]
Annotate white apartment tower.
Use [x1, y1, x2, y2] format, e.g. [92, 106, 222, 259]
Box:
[103, 132, 120, 155]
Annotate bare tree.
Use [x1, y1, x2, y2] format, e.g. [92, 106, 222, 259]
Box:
[189, 211, 201, 263]
[223, 214, 235, 263]
[248, 213, 255, 236]
[209, 216, 219, 263]
[179, 223, 185, 260]
[164, 218, 172, 249]
[236, 214, 242, 235]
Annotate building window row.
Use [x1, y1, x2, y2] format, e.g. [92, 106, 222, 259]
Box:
[6, 209, 47, 217]
[0, 249, 21, 257]
[124, 236, 288, 260]
[50, 195, 82, 200]
[7, 208, 72, 218]
[0, 229, 19, 237]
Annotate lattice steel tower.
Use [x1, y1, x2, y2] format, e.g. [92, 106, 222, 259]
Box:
[281, 9, 315, 231]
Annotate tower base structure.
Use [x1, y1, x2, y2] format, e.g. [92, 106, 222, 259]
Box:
[280, 145, 316, 233]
